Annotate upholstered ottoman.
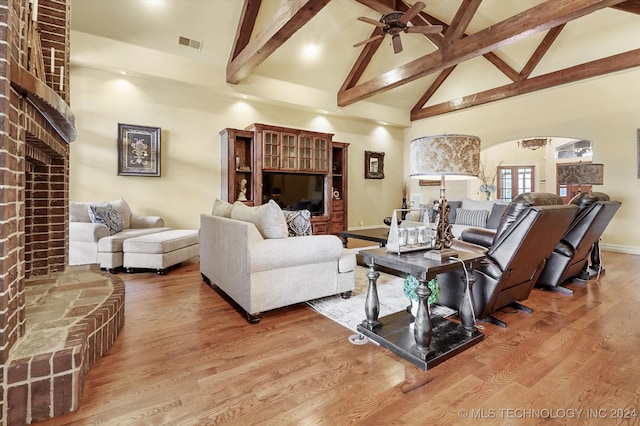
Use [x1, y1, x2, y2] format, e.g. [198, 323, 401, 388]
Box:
[123, 229, 199, 274]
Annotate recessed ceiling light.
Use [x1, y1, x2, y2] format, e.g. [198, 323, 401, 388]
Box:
[303, 44, 319, 58]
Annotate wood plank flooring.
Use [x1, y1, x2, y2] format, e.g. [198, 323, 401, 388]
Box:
[34, 252, 640, 425]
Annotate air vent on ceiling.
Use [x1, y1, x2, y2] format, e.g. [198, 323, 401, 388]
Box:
[178, 35, 202, 50]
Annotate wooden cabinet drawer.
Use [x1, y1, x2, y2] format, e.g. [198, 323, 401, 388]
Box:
[332, 200, 344, 213]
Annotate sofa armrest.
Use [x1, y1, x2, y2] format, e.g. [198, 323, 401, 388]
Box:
[69, 221, 109, 242]
[250, 235, 343, 272]
[460, 227, 496, 248]
[130, 214, 164, 228]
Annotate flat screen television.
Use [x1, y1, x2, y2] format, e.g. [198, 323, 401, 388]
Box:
[262, 172, 325, 215]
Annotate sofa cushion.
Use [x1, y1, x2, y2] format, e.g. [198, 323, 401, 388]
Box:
[69, 202, 92, 223]
[231, 200, 288, 239]
[455, 208, 488, 227]
[88, 203, 124, 235]
[97, 227, 171, 252]
[109, 198, 133, 229]
[212, 199, 233, 217]
[282, 209, 312, 237]
[487, 203, 508, 229]
[461, 197, 494, 212]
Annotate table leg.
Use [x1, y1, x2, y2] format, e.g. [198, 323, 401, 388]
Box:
[361, 259, 381, 331]
[458, 263, 478, 335]
[410, 277, 435, 360]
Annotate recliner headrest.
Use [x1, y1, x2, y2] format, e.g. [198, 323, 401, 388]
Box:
[570, 191, 610, 208]
[494, 192, 563, 240]
[512, 192, 564, 206]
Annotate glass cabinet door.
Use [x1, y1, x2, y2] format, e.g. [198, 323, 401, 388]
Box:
[263, 131, 280, 169]
[299, 135, 313, 170]
[313, 137, 328, 171]
[281, 133, 297, 170]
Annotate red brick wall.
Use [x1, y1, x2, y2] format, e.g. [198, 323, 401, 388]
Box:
[1, 0, 72, 417]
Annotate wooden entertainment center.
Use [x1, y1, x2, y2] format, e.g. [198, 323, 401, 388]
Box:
[220, 123, 349, 235]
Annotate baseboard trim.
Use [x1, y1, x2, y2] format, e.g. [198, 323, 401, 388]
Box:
[600, 243, 640, 256]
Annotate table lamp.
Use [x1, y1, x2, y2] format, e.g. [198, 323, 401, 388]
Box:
[556, 162, 604, 201]
[409, 134, 481, 260]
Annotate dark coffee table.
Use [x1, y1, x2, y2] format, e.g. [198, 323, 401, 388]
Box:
[338, 227, 389, 248]
[357, 247, 484, 370]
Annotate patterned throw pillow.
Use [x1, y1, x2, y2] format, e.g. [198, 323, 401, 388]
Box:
[282, 209, 312, 237]
[455, 208, 488, 228]
[88, 203, 124, 235]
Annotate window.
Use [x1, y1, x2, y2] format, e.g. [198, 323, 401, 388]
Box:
[555, 140, 592, 159]
[497, 165, 534, 202]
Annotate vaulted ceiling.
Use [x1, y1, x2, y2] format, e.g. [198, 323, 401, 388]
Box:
[228, 0, 640, 121]
[70, 0, 640, 127]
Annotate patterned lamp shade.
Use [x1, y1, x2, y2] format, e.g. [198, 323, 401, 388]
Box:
[557, 163, 604, 185]
[409, 134, 481, 180]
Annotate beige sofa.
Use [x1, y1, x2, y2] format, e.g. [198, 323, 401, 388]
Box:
[69, 199, 169, 272]
[200, 200, 356, 323]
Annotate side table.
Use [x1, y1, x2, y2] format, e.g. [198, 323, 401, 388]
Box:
[357, 247, 484, 370]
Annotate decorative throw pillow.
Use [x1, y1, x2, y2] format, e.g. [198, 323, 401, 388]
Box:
[212, 199, 233, 217]
[282, 209, 312, 237]
[230, 199, 289, 239]
[88, 203, 124, 235]
[455, 208, 488, 228]
[486, 203, 508, 229]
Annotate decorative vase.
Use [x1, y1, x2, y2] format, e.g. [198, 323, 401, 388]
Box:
[401, 198, 407, 220]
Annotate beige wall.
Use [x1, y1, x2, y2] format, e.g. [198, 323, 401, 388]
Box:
[405, 67, 640, 254]
[69, 66, 405, 230]
[70, 58, 640, 253]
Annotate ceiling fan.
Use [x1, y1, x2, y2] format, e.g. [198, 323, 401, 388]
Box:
[353, 1, 443, 54]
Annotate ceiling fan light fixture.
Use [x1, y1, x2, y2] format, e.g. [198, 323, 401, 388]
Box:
[353, 1, 442, 54]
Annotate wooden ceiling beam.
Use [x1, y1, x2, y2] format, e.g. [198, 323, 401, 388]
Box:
[444, 0, 482, 45]
[340, 30, 385, 92]
[411, 66, 456, 115]
[411, 48, 640, 120]
[228, 0, 261, 63]
[226, 0, 330, 84]
[611, 0, 640, 14]
[519, 24, 565, 80]
[338, 0, 627, 107]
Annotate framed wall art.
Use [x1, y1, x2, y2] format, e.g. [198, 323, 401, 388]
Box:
[117, 123, 161, 176]
[364, 150, 385, 179]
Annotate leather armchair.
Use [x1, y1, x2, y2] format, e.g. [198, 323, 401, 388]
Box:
[535, 192, 621, 294]
[437, 193, 579, 327]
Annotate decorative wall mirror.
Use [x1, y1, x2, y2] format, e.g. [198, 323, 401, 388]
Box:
[364, 150, 385, 179]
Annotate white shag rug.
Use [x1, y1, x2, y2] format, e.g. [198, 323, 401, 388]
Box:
[306, 265, 455, 333]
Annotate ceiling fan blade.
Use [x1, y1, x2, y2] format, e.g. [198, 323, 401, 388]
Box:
[398, 1, 426, 25]
[405, 24, 444, 34]
[357, 16, 386, 28]
[353, 34, 384, 48]
[392, 33, 403, 54]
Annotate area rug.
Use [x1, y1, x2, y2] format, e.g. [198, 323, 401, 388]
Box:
[306, 266, 456, 333]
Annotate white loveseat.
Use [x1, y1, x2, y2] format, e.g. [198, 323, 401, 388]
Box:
[199, 200, 356, 323]
[69, 199, 169, 272]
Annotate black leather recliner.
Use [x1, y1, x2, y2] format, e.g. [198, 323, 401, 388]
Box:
[436, 193, 579, 327]
[535, 192, 621, 294]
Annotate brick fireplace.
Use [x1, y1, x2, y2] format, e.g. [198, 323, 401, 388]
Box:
[1, 1, 124, 423]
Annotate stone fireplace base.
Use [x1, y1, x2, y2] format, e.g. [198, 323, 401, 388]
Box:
[4, 265, 125, 424]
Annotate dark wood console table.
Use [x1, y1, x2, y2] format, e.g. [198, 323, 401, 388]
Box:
[356, 247, 484, 370]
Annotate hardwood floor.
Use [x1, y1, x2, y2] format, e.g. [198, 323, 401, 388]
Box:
[34, 252, 640, 425]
